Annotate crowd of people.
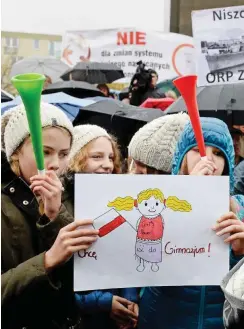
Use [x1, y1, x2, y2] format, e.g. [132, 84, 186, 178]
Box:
[1, 69, 244, 329]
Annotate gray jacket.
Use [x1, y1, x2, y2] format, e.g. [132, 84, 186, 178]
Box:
[221, 258, 244, 329]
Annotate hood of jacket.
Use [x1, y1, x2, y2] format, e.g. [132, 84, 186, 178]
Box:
[172, 117, 235, 194]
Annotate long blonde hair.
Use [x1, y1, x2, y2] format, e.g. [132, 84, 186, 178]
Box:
[108, 188, 192, 212]
[68, 135, 122, 174]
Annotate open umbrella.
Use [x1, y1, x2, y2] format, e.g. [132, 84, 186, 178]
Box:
[42, 80, 104, 99]
[10, 57, 69, 82]
[165, 83, 244, 125]
[60, 62, 124, 84]
[73, 99, 164, 157]
[1, 92, 96, 121]
[1, 90, 14, 103]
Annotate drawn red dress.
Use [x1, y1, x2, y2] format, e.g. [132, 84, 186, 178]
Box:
[135, 215, 164, 263]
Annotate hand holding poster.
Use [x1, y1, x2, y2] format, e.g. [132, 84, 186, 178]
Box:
[74, 174, 229, 292]
[192, 5, 244, 86]
[61, 28, 196, 83]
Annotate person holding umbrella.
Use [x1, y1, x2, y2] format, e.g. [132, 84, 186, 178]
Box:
[1, 103, 99, 329]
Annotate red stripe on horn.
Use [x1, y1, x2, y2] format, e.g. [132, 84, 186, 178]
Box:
[99, 215, 126, 237]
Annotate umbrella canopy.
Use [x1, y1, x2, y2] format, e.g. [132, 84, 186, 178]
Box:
[165, 83, 244, 125]
[60, 62, 124, 84]
[73, 99, 164, 157]
[140, 98, 175, 111]
[42, 80, 104, 99]
[1, 92, 96, 121]
[1, 90, 14, 103]
[10, 57, 69, 82]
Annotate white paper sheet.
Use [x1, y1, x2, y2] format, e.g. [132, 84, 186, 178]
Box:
[74, 174, 230, 291]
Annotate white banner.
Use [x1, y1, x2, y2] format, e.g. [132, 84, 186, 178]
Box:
[61, 28, 196, 83]
[74, 174, 229, 291]
[192, 6, 244, 86]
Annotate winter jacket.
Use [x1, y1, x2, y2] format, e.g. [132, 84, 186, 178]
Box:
[234, 161, 244, 195]
[1, 160, 82, 329]
[221, 258, 244, 329]
[62, 173, 139, 329]
[138, 118, 243, 329]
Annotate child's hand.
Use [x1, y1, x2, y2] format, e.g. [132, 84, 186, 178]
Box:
[44, 220, 99, 271]
[190, 159, 217, 176]
[30, 170, 63, 220]
[212, 211, 244, 256]
[111, 296, 138, 326]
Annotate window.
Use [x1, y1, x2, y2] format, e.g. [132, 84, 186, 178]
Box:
[49, 41, 55, 56]
[33, 39, 40, 49]
[49, 41, 62, 58]
[5, 37, 19, 48]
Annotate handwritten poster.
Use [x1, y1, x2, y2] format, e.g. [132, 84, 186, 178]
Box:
[74, 175, 229, 291]
[192, 5, 244, 86]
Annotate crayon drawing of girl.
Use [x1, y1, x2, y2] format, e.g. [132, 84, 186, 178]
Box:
[108, 188, 192, 272]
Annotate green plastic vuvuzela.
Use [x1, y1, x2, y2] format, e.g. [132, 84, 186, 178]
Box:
[11, 73, 46, 173]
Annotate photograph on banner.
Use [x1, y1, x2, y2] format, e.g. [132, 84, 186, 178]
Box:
[61, 28, 196, 83]
[74, 174, 229, 292]
[192, 5, 244, 87]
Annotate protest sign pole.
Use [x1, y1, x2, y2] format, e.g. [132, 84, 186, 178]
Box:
[173, 75, 206, 159]
[11, 73, 46, 174]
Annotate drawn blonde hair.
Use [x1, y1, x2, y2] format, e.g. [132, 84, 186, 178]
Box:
[108, 188, 192, 212]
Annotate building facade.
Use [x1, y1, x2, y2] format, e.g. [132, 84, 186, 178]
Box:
[1, 31, 62, 93]
[170, 0, 244, 36]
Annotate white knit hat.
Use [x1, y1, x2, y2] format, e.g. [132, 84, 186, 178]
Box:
[2, 102, 74, 161]
[128, 113, 189, 173]
[69, 124, 111, 160]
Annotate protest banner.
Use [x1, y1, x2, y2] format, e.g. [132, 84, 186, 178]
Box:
[61, 28, 195, 83]
[74, 174, 229, 291]
[192, 5, 244, 86]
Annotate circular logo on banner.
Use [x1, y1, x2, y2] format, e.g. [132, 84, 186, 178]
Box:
[172, 44, 195, 76]
[62, 34, 91, 66]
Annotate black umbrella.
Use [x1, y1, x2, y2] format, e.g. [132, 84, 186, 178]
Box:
[1, 90, 14, 103]
[42, 80, 104, 99]
[60, 62, 124, 84]
[73, 99, 164, 157]
[164, 83, 244, 125]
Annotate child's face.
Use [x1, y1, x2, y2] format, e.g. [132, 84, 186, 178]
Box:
[83, 137, 114, 174]
[137, 196, 165, 217]
[186, 146, 225, 175]
[18, 127, 71, 183]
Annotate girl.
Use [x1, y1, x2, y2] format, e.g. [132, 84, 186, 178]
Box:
[62, 124, 139, 329]
[128, 113, 189, 175]
[1, 103, 99, 329]
[108, 188, 191, 272]
[138, 117, 244, 329]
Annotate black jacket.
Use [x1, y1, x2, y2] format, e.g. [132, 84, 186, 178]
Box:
[1, 157, 82, 329]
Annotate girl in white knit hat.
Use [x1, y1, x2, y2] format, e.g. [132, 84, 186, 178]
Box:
[1, 103, 99, 329]
[128, 112, 189, 175]
[68, 124, 122, 174]
[61, 124, 139, 329]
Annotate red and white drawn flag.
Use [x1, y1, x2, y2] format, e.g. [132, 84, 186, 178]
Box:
[93, 209, 127, 238]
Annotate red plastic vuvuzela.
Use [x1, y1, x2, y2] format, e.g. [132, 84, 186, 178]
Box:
[173, 75, 206, 158]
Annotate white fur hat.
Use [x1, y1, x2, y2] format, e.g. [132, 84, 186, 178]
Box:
[69, 124, 111, 160]
[128, 113, 189, 173]
[2, 102, 74, 161]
